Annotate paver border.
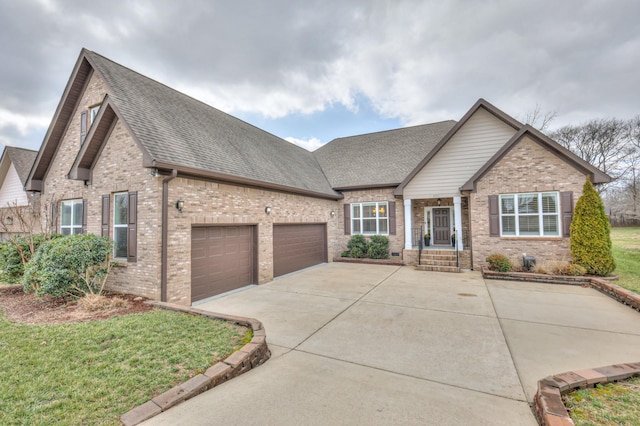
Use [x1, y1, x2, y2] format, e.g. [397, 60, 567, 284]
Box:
[120, 301, 270, 426]
[533, 363, 640, 425]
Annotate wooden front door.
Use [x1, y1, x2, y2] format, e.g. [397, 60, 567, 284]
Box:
[433, 208, 450, 245]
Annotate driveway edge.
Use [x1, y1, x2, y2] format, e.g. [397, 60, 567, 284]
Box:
[120, 301, 271, 426]
[533, 362, 640, 426]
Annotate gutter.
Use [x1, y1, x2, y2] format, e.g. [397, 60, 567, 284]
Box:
[161, 169, 178, 302]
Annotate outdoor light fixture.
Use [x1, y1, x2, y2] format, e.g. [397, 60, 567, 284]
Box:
[330, 210, 336, 217]
[5, 217, 13, 226]
[437, 198, 441, 206]
[149, 168, 159, 177]
[265, 206, 272, 214]
[175, 198, 185, 212]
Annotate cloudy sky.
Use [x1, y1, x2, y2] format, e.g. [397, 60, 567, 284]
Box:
[0, 0, 638, 152]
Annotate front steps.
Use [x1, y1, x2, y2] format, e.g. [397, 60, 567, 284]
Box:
[416, 249, 460, 273]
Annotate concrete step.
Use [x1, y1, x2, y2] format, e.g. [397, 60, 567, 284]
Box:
[415, 265, 461, 273]
[420, 254, 458, 261]
[419, 259, 458, 267]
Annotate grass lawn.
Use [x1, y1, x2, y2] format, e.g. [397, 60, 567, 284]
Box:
[610, 227, 640, 294]
[564, 377, 640, 425]
[0, 309, 251, 425]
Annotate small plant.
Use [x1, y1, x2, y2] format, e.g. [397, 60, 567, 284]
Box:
[341, 250, 350, 257]
[486, 254, 512, 272]
[23, 234, 113, 298]
[346, 234, 368, 258]
[367, 235, 389, 259]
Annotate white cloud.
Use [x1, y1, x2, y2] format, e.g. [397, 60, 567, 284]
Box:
[0, 108, 50, 136]
[284, 136, 325, 152]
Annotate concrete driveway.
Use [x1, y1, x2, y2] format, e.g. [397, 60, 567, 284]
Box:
[144, 263, 640, 425]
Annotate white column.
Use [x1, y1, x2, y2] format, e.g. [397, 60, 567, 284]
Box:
[453, 196, 463, 250]
[404, 198, 413, 249]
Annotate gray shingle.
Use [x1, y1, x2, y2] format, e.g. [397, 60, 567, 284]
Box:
[314, 121, 456, 189]
[85, 51, 339, 197]
[6, 147, 38, 185]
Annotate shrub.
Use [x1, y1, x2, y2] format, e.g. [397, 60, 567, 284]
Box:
[341, 250, 350, 257]
[367, 235, 389, 259]
[570, 177, 616, 276]
[563, 263, 587, 276]
[346, 234, 368, 258]
[23, 234, 113, 298]
[486, 254, 511, 272]
[0, 234, 51, 282]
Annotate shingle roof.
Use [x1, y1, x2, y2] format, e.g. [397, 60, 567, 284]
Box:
[314, 121, 457, 189]
[84, 51, 339, 198]
[6, 147, 37, 185]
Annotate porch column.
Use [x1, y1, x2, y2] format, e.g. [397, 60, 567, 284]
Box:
[404, 198, 412, 249]
[453, 196, 463, 250]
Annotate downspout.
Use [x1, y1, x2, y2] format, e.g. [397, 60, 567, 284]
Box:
[161, 169, 178, 302]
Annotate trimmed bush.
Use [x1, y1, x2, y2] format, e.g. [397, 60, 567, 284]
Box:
[0, 234, 50, 283]
[367, 235, 389, 259]
[23, 234, 113, 297]
[570, 177, 616, 276]
[346, 234, 368, 258]
[486, 254, 511, 272]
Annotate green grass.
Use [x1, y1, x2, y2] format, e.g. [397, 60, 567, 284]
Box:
[564, 377, 640, 425]
[0, 309, 251, 425]
[610, 227, 640, 294]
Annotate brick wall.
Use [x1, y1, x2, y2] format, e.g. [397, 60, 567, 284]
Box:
[338, 188, 404, 258]
[165, 178, 340, 305]
[42, 72, 163, 300]
[470, 136, 587, 269]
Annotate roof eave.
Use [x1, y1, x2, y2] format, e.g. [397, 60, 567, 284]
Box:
[152, 161, 343, 201]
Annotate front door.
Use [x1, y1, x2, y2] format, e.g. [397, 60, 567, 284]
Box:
[433, 208, 450, 245]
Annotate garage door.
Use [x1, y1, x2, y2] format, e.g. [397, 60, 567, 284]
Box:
[191, 226, 255, 303]
[273, 224, 327, 277]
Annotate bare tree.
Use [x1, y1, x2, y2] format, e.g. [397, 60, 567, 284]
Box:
[521, 103, 557, 132]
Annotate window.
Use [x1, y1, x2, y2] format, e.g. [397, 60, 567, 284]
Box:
[113, 192, 128, 258]
[351, 202, 388, 235]
[60, 199, 83, 235]
[499, 192, 560, 237]
[89, 104, 101, 124]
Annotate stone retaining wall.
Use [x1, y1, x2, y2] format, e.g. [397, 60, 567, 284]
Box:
[120, 302, 271, 426]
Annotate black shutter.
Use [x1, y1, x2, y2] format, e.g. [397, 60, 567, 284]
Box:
[344, 203, 351, 235]
[50, 201, 58, 234]
[388, 201, 396, 235]
[80, 111, 87, 144]
[82, 199, 88, 234]
[488, 195, 499, 237]
[101, 195, 110, 237]
[127, 191, 137, 263]
[560, 191, 573, 238]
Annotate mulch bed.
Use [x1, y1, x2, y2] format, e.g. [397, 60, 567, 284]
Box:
[0, 285, 154, 325]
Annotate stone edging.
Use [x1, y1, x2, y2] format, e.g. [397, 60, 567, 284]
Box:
[482, 268, 640, 312]
[534, 362, 640, 425]
[120, 302, 271, 426]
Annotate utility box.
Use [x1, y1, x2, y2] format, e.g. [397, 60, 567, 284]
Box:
[523, 255, 536, 271]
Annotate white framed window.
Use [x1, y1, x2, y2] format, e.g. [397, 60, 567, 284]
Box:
[113, 192, 128, 258]
[89, 104, 101, 124]
[60, 199, 83, 235]
[499, 192, 560, 237]
[351, 202, 388, 235]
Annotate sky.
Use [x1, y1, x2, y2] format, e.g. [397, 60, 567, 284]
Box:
[0, 0, 638, 153]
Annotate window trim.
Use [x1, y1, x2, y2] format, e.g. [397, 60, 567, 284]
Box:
[113, 192, 128, 259]
[351, 201, 389, 235]
[60, 199, 83, 235]
[499, 192, 560, 237]
[89, 104, 101, 125]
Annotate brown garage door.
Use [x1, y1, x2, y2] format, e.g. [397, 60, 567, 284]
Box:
[191, 226, 255, 303]
[273, 224, 327, 277]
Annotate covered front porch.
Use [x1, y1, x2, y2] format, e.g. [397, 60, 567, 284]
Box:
[402, 196, 472, 270]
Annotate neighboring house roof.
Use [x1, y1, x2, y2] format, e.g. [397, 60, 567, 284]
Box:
[314, 121, 456, 189]
[28, 49, 340, 199]
[3, 147, 38, 185]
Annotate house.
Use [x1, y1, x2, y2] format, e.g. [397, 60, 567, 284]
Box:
[24, 49, 609, 305]
[0, 146, 39, 239]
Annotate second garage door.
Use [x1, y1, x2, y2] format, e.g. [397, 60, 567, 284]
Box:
[191, 226, 255, 303]
[273, 224, 327, 277]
